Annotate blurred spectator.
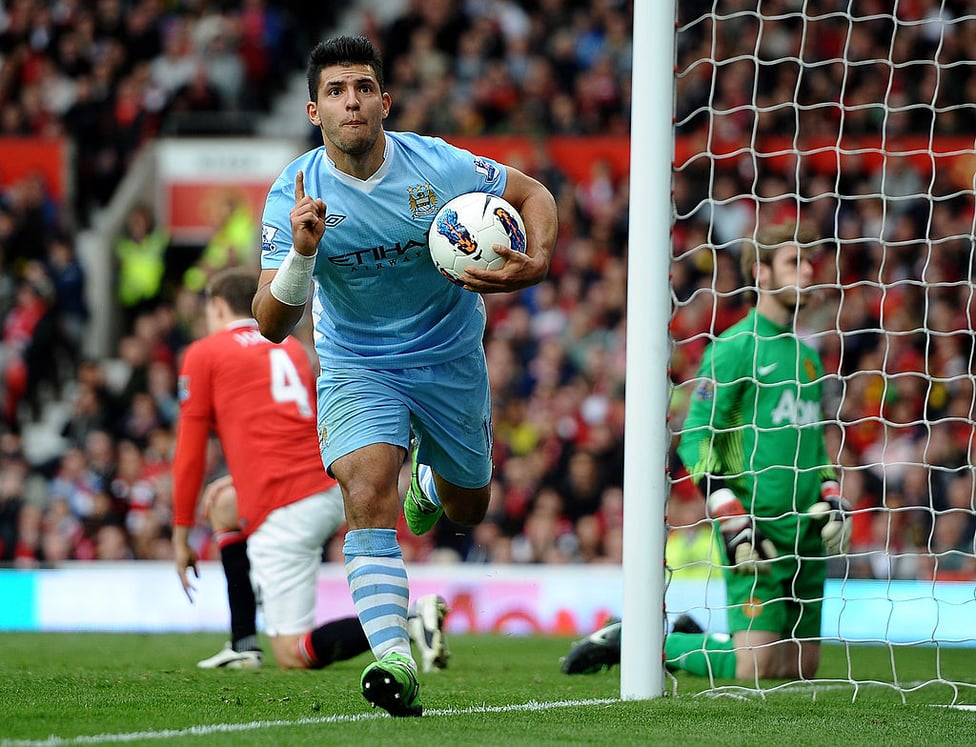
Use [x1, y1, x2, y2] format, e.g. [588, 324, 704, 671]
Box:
[196, 20, 245, 111]
[39, 498, 85, 563]
[465, 517, 510, 563]
[0, 172, 60, 269]
[44, 235, 88, 370]
[48, 447, 101, 524]
[146, 360, 178, 427]
[553, 450, 604, 522]
[0, 457, 30, 561]
[182, 193, 258, 293]
[510, 487, 576, 564]
[115, 203, 170, 331]
[95, 524, 134, 561]
[150, 18, 198, 100]
[0, 245, 18, 325]
[236, 0, 292, 110]
[111, 439, 157, 542]
[61, 362, 123, 447]
[113, 332, 153, 414]
[167, 62, 225, 123]
[118, 391, 164, 449]
[83, 430, 118, 494]
[1, 275, 52, 426]
[666, 494, 721, 581]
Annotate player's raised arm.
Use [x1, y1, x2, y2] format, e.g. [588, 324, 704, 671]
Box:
[462, 165, 558, 294]
[253, 170, 326, 342]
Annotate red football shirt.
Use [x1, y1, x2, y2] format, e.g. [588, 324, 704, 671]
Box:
[172, 319, 336, 535]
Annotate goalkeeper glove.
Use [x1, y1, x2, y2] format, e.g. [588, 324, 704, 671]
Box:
[808, 480, 852, 554]
[706, 487, 777, 575]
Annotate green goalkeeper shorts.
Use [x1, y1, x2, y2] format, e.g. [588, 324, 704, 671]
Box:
[723, 554, 827, 639]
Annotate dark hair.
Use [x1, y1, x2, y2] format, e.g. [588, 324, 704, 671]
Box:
[307, 35, 384, 100]
[739, 220, 819, 287]
[206, 267, 258, 316]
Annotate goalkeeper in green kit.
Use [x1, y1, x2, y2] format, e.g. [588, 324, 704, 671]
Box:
[562, 222, 851, 680]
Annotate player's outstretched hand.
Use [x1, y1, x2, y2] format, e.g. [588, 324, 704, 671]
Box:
[461, 243, 548, 294]
[707, 487, 777, 575]
[290, 170, 327, 256]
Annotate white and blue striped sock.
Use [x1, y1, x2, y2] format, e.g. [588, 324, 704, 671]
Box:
[417, 464, 441, 508]
[343, 528, 413, 664]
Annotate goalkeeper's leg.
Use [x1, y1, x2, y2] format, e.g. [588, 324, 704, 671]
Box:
[667, 629, 814, 680]
[664, 632, 736, 678]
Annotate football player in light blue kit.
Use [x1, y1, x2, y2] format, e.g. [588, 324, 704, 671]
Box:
[252, 36, 558, 717]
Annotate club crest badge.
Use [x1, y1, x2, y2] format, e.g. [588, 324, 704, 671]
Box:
[408, 184, 439, 218]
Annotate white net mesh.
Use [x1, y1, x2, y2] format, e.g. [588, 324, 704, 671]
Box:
[667, 2, 976, 701]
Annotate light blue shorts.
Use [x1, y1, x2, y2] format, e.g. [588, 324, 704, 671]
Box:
[317, 348, 493, 489]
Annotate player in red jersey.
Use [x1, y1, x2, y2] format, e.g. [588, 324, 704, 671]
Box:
[171, 267, 370, 669]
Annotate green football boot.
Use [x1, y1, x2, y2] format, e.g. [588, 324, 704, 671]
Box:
[403, 443, 443, 535]
[361, 652, 423, 717]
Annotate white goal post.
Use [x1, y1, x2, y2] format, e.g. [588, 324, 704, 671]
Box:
[620, 0, 675, 700]
[623, 1, 976, 702]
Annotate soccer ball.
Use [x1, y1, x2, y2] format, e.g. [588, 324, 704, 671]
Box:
[427, 192, 526, 286]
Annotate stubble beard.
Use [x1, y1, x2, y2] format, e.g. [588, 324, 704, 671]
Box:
[325, 122, 378, 157]
[785, 290, 808, 317]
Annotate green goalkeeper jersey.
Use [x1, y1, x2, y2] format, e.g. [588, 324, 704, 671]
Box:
[677, 308, 835, 550]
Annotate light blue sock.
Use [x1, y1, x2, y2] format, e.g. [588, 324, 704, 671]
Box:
[417, 464, 441, 508]
[343, 528, 413, 664]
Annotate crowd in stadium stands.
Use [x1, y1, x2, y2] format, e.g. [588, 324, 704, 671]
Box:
[0, 0, 329, 221]
[0, 1, 974, 580]
[669, 0, 976, 581]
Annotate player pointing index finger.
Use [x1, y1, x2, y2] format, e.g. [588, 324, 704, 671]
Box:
[252, 35, 558, 717]
[291, 170, 326, 256]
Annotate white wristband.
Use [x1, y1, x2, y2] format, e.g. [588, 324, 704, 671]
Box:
[706, 487, 739, 516]
[269, 249, 317, 306]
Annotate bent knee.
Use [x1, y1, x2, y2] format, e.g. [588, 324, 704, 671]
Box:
[446, 504, 488, 526]
[440, 486, 491, 526]
[270, 634, 306, 669]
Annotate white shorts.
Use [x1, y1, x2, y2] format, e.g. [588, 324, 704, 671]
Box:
[246, 487, 345, 637]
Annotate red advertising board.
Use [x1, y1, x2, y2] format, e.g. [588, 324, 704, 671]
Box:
[156, 139, 301, 244]
[446, 135, 631, 184]
[0, 137, 68, 200]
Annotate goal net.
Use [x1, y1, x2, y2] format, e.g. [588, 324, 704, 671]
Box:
[666, 2, 976, 702]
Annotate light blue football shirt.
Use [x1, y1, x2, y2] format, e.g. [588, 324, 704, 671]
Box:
[260, 131, 507, 369]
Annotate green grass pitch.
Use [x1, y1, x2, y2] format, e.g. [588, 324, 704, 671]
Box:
[1, 632, 975, 746]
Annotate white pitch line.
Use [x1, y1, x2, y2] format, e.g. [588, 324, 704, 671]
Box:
[0, 698, 621, 747]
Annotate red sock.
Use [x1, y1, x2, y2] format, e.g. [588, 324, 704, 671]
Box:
[296, 632, 318, 668]
[214, 528, 245, 550]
